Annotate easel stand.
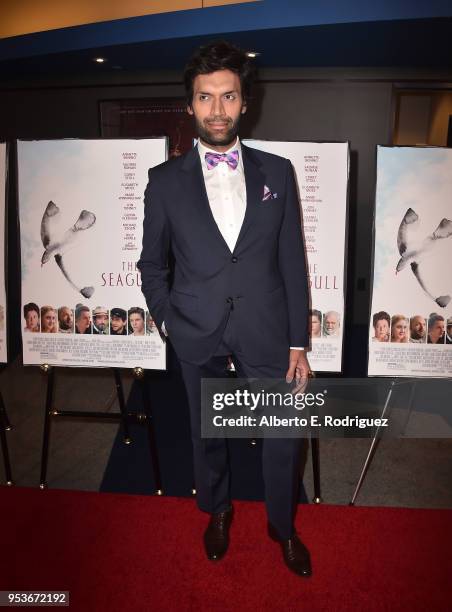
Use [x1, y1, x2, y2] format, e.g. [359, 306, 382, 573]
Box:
[350, 378, 417, 505]
[311, 438, 322, 503]
[134, 367, 163, 495]
[310, 371, 322, 503]
[39, 365, 162, 493]
[0, 389, 13, 485]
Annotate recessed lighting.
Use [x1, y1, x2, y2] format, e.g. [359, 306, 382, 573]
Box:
[246, 51, 260, 58]
[94, 57, 107, 63]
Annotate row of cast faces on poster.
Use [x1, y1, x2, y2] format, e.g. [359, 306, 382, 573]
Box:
[309, 310, 341, 338]
[372, 311, 452, 345]
[23, 303, 157, 336]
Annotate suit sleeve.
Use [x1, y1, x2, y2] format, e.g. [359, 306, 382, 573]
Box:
[137, 168, 170, 331]
[278, 160, 310, 347]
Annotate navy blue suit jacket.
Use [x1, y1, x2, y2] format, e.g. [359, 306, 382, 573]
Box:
[138, 143, 309, 366]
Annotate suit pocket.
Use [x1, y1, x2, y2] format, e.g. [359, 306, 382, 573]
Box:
[268, 285, 284, 297]
[170, 289, 199, 312]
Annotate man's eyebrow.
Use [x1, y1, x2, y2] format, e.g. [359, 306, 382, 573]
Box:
[195, 90, 239, 95]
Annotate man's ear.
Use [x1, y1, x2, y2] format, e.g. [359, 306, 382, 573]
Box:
[187, 105, 194, 115]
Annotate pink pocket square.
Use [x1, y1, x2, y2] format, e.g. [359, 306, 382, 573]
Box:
[263, 185, 277, 201]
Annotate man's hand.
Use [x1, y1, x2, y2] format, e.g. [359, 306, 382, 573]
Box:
[286, 349, 311, 394]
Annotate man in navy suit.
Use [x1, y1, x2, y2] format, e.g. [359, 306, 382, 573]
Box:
[138, 41, 312, 577]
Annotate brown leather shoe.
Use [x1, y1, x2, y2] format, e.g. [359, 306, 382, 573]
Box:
[268, 523, 312, 577]
[204, 507, 233, 561]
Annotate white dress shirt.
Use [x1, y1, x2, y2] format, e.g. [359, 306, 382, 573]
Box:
[198, 137, 246, 253]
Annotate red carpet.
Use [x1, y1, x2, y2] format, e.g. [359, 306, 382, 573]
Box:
[1, 487, 451, 612]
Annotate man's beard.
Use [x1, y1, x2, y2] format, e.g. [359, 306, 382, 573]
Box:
[195, 114, 241, 148]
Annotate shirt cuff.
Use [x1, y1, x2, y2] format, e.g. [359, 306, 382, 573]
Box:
[290, 346, 304, 350]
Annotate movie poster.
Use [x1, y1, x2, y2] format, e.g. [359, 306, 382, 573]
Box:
[18, 139, 167, 369]
[0, 143, 7, 363]
[245, 140, 349, 372]
[368, 146, 452, 377]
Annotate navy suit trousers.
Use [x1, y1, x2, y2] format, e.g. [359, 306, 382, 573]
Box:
[179, 308, 302, 540]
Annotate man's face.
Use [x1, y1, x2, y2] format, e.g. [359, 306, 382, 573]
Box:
[325, 314, 339, 335]
[410, 316, 426, 340]
[111, 315, 125, 333]
[25, 310, 39, 331]
[375, 319, 389, 341]
[77, 311, 91, 332]
[429, 320, 444, 342]
[310, 315, 321, 337]
[94, 313, 108, 332]
[129, 313, 144, 334]
[59, 307, 73, 330]
[188, 69, 246, 151]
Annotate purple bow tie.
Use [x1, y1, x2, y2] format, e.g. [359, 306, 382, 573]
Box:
[205, 150, 239, 171]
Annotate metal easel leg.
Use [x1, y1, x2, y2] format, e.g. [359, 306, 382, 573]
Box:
[0, 392, 11, 431]
[349, 380, 395, 506]
[39, 365, 54, 489]
[311, 438, 322, 503]
[135, 368, 163, 495]
[112, 368, 131, 444]
[400, 379, 417, 436]
[0, 390, 13, 485]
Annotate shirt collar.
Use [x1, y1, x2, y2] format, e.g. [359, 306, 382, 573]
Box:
[197, 137, 243, 172]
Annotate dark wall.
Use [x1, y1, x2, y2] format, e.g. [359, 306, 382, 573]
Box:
[0, 81, 184, 140]
[1, 67, 450, 363]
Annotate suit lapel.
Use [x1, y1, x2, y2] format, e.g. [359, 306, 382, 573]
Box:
[180, 146, 231, 254]
[234, 144, 266, 251]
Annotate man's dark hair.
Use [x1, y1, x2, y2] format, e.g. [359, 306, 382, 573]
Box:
[24, 302, 39, 318]
[75, 303, 90, 321]
[184, 40, 256, 106]
[428, 312, 444, 330]
[128, 307, 144, 320]
[310, 309, 322, 322]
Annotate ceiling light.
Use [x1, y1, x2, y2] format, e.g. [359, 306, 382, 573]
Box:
[94, 57, 107, 63]
[246, 51, 260, 58]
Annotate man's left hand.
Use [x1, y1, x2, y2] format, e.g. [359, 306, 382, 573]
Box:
[286, 349, 311, 394]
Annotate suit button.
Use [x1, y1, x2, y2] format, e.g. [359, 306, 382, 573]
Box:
[231, 257, 238, 263]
